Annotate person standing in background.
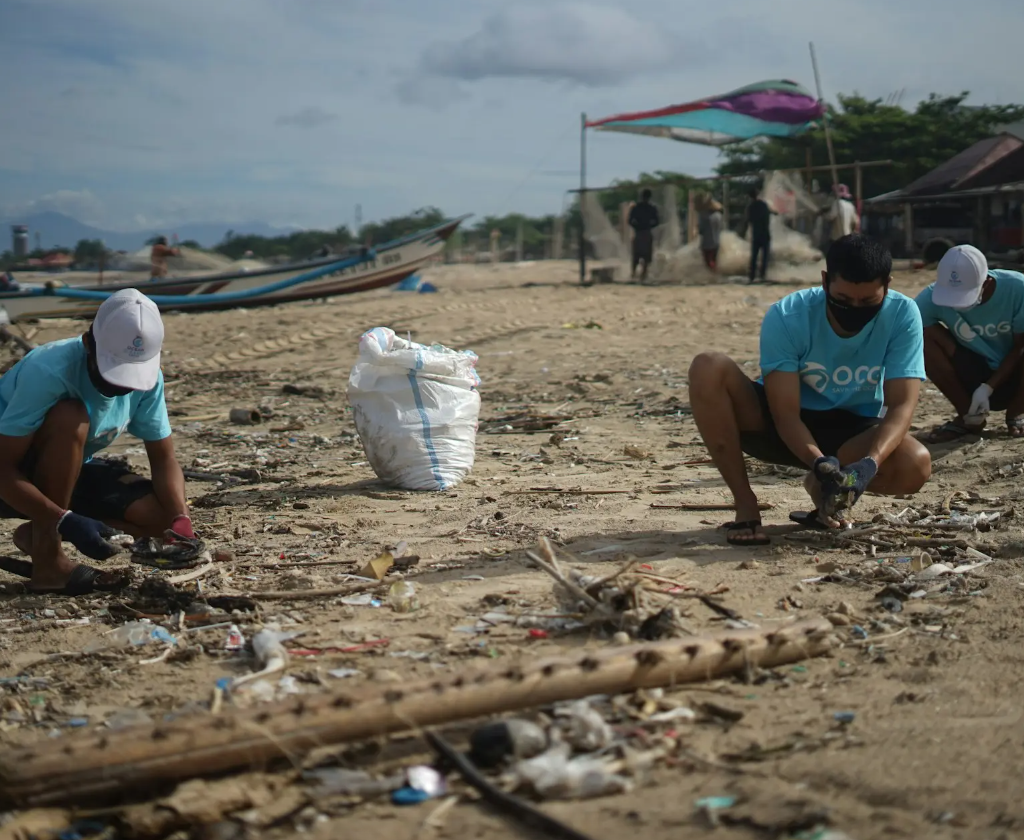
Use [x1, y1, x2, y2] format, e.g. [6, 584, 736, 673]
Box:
[821, 184, 859, 253]
[149, 237, 180, 281]
[747, 187, 773, 283]
[698, 196, 724, 272]
[628, 189, 660, 282]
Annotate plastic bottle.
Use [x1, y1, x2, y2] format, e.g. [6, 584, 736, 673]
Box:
[387, 581, 419, 613]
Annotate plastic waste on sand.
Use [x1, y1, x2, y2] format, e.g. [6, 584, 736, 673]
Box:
[348, 326, 481, 491]
[513, 743, 631, 800]
[387, 580, 419, 613]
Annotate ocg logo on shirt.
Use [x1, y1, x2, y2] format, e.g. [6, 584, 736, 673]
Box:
[800, 362, 881, 394]
[954, 317, 1011, 342]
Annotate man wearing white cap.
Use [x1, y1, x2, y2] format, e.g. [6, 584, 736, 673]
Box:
[0, 289, 193, 595]
[915, 244, 1024, 441]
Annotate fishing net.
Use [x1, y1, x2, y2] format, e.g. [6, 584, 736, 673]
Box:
[582, 171, 825, 285]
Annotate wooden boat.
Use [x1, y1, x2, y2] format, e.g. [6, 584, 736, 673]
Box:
[0, 216, 465, 323]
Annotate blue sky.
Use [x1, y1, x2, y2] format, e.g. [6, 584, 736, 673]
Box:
[0, 0, 1019, 232]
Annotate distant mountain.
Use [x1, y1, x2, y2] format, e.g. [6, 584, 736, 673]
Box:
[0, 211, 301, 251]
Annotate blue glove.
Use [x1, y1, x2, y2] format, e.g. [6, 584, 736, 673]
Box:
[835, 457, 878, 509]
[57, 511, 121, 561]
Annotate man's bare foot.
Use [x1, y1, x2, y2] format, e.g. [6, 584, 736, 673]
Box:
[13, 522, 32, 555]
[24, 518, 119, 590]
[803, 472, 845, 528]
[726, 497, 769, 545]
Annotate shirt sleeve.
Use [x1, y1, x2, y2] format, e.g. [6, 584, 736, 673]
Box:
[759, 303, 802, 375]
[0, 357, 70, 437]
[1009, 276, 1024, 334]
[914, 286, 941, 328]
[127, 372, 173, 441]
[884, 301, 926, 380]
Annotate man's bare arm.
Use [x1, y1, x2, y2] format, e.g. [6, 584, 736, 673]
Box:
[986, 334, 1024, 391]
[145, 437, 188, 520]
[872, 378, 921, 465]
[763, 370, 823, 466]
[0, 434, 64, 523]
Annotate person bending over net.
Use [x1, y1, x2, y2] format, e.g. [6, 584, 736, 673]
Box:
[687, 233, 931, 546]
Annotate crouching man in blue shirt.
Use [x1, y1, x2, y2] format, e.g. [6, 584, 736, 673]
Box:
[688, 234, 932, 546]
[0, 289, 195, 595]
[915, 244, 1024, 441]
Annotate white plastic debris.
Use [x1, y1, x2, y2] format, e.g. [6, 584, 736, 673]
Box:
[514, 744, 631, 800]
[233, 626, 302, 689]
[556, 700, 615, 751]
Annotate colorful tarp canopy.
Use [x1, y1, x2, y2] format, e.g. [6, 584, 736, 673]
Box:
[586, 80, 824, 147]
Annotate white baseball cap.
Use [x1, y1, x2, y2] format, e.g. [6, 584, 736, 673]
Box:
[92, 289, 164, 390]
[934, 244, 989, 309]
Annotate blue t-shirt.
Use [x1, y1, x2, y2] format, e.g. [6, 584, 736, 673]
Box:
[0, 337, 172, 460]
[759, 287, 925, 417]
[915, 269, 1024, 370]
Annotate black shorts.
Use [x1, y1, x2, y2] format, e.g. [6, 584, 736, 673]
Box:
[952, 345, 1021, 411]
[0, 458, 155, 522]
[739, 381, 880, 469]
[632, 230, 654, 262]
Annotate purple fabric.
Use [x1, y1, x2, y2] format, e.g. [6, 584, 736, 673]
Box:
[709, 91, 824, 125]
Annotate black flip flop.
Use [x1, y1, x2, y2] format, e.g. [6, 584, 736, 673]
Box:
[130, 535, 206, 570]
[789, 510, 829, 530]
[0, 555, 128, 596]
[725, 519, 770, 546]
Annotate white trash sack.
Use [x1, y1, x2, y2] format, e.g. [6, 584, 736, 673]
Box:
[348, 327, 481, 491]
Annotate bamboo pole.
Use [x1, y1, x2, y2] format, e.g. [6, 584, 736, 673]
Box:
[809, 42, 840, 191]
[579, 112, 587, 285]
[0, 619, 834, 809]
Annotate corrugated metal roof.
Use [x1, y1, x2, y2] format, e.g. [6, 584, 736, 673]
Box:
[901, 135, 1019, 196]
[958, 144, 1024, 190]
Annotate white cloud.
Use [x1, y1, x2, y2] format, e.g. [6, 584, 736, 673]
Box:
[415, 3, 682, 88]
[0, 0, 1020, 230]
[7, 190, 106, 225]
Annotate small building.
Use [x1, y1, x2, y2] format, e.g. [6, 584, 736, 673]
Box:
[864, 124, 1024, 264]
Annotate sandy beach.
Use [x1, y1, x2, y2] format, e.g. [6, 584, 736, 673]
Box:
[1, 261, 1022, 839]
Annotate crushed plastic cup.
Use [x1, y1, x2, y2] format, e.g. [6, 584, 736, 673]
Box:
[225, 625, 245, 651]
[387, 581, 419, 613]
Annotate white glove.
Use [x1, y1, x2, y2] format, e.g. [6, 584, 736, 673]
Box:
[965, 383, 993, 424]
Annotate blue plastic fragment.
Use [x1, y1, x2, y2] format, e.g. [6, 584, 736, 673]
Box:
[851, 625, 868, 639]
[392, 786, 431, 805]
[833, 711, 856, 724]
[695, 796, 737, 810]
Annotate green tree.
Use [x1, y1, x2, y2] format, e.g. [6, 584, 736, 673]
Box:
[358, 207, 446, 245]
[73, 239, 107, 265]
[716, 92, 1024, 199]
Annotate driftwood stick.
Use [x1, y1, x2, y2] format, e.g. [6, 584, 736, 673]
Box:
[650, 502, 773, 510]
[248, 579, 386, 602]
[0, 619, 835, 809]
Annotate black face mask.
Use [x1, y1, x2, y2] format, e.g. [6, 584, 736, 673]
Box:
[85, 332, 133, 398]
[826, 290, 886, 334]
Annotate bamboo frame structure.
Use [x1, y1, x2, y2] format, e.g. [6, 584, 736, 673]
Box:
[0, 619, 835, 809]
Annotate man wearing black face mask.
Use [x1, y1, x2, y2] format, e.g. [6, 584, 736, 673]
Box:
[688, 234, 932, 545]
[0, 289, 194, 595]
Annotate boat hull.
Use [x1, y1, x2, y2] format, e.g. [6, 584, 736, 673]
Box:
[0, 218, 462, 323]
